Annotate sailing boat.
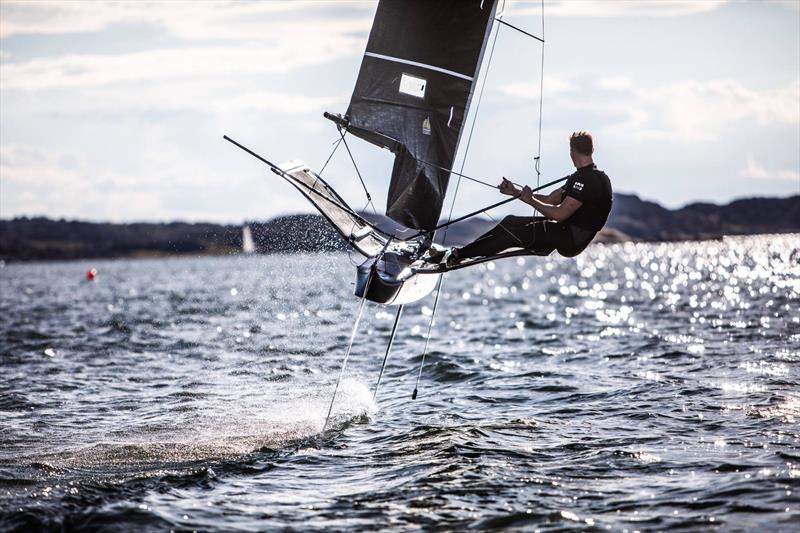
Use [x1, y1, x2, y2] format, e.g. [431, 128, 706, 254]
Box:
[226, 0, 552, 305]
[242, 224, 256, 254]
[225, 0, 550, 419]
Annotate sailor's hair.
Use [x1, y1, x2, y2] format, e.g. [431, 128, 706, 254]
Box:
[570, 131, 593, 156]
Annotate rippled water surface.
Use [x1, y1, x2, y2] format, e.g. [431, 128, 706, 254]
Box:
[1, 234, 799, 531]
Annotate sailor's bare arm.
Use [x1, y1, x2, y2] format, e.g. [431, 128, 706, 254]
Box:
[533, 188, 564, 204]
[519, 186, 582, 223]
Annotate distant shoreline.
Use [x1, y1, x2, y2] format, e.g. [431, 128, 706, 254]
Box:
[1, 230, 796, 266]
[1, 193, 798, 262]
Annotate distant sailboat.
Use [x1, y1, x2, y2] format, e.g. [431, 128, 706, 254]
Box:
[242, 224, 256, 254]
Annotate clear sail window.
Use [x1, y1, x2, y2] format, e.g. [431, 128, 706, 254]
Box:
[399, 73, 426, 98]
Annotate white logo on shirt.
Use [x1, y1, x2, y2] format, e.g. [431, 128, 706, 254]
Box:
[574, 182, 584, 191]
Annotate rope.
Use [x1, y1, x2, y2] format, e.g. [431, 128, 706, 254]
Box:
[413, 156, 519, 190]
[408, 174, 567, 239]
[483, 209, 529, 246]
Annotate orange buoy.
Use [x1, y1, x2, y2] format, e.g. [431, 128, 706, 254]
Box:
[86, 268, 97, 281]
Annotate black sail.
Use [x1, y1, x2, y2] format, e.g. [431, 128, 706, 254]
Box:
[342, 0, 498, 231]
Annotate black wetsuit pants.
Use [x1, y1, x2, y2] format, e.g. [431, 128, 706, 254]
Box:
[456, 215, 593, 259]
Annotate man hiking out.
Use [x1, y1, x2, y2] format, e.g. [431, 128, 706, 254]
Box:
[427, 131, 612, 266]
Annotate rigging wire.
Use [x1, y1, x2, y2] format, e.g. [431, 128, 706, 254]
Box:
[536, 0, 545, 190]
[325, 131, 381, 266]
[319, 133, 373, 266]
[526, 0, 546, 239]
[411, 8, 505, 399]
[320, 134, 353, 264]
[226, 133, 554, 252]
[225, 134, 562, 254]
[319, 136, 343, 176]
[339, 129, 378, 215]
[495, 18, 544, 43]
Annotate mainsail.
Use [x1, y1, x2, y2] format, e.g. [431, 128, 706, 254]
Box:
[328, 0, 498, 231]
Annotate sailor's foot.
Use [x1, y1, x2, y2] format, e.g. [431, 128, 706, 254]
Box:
[424, 245, 449, 264]
[445, 248, 461, 268]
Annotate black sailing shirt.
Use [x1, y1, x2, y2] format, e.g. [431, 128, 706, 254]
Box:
[561, 163, 613, 232]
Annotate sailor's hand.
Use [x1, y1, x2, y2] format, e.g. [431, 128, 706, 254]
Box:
[498, 178, 516, 196]
[520, 185, 534, 203]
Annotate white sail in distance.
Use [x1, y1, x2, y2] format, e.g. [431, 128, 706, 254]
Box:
[242, 225, 256, 254]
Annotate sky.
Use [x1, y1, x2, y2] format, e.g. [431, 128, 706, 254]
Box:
[1, 0, 798, 224]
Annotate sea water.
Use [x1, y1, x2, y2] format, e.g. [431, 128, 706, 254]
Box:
[1, 234, 798, 531]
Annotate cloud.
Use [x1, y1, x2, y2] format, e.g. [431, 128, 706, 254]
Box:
[741, 154, 800, 182]
[0, 144, 150, 220]
[1, 144, 158, 190]
[508, 0, 729, 18]
[0, 142, 323, 222]
[0, 3, 367, 223]
[0, 2, 365, 123]
[2, 75, 342, 118]
[500, 76, 800, 142]
[666, 79, 798, 126]
[500, 75, 575, 99]
[2, 1, 798, 222]
[594, 76, 633, 91]
[766, 0, 800, 12]
[0, 1, 373, 40]
[638, 79, 800, 141]
[1, 42, 361, 92]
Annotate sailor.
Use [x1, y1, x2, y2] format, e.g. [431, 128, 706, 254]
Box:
[427, 131, 612, 265]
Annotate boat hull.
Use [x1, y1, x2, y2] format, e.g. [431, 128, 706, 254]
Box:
[355, 254, 440, 305]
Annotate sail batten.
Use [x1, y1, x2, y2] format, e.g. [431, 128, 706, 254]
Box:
[363, 52, 475, 81]
[343, 0, 498, 231]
